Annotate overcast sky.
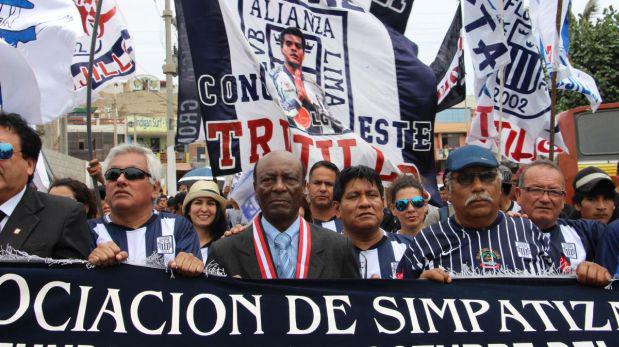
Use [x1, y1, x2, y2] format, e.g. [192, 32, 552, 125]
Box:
[118, 0, 614, 89]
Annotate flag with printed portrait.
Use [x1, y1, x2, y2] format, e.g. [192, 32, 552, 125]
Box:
[177, 0, 441, 203]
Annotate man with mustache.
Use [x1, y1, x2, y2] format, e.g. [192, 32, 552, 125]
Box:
[207, 151, 359, 279]
[397, 145, 554, 281]
[515, 161, 611, 286]
[88, 144, 204, 277]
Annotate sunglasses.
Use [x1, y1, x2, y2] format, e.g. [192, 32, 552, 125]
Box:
[394, 196, 425, 211]
[0, 142, 16, 160]
[104, 167, 151, 181]
[452, 171, 498, 186]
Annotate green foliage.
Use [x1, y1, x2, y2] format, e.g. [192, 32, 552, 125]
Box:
[556, 5, 619, 112]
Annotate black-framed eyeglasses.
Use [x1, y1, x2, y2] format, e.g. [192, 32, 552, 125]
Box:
[522, 186, 565, 198]
[394, 196, 425, 211]
[104, 167, 151, 182]
[0, 142, 20, 160]
[452, 170, 498, 186]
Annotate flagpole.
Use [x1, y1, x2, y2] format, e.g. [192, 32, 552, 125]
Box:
[496, 0, 506, 162]
[164, 0, 178, 196]
[85, 0, 104, 217]
[497, 67, 505, 161]
[548, 0, 564, 161]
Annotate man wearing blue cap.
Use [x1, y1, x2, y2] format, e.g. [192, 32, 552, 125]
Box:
[396, 145, 555, 281]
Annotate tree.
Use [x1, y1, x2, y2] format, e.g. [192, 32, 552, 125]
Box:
[557, 4, 618, 112]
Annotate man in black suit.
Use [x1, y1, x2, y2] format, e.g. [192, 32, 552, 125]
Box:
[0, 112, 90, 259]
[207, 151, 359, 279]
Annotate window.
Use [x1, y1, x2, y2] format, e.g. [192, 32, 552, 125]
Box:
[576, 109, 619, 159]
[441, 133, 461, 148]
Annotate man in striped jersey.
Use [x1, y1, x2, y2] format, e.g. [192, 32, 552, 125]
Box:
[515, 160, 611, 286]
[88, 144, 204, 277]
[334, 165, 413, 279]
[397, 145, 554, 282]
[307, 161, 344, 233]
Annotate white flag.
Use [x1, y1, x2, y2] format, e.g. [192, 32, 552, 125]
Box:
[462, 0, 510, 78]
[71, 0, 136, 108]
[0, 39, 41, 121]
[229, 169, 261, 222]
[530, 0, 570, 81]
[464, 0, 569, 162]
[0, 0, 81, 124]
[530, 0, 602, 111]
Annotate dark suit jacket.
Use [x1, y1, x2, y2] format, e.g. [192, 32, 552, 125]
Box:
[0, 186, 91, 259]
[207, 221, 360, 279]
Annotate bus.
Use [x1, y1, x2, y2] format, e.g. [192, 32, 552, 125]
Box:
[557, 102, 619, 203]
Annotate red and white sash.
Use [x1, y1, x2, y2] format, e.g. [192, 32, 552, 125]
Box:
[252, 215, 312, 279]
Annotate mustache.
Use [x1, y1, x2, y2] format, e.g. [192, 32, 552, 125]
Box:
[464, 193, 494, 206]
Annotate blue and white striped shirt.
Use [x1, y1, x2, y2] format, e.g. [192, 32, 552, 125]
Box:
[88, 211, 201, 265]
[542, 218, 606, 271]
[356, 230, 413, 279]
[397, 212, 554, 278]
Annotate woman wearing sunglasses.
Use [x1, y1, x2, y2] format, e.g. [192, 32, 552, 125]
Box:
[388, 175, 428, 237]
[182, 180, 228, 262]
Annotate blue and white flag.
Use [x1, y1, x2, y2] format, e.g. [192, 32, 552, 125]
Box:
[464, 0, 567, 162]
[229, 169, 261, 222]
[178, 0, 440, 202]
[462, 0, 509, 78]
[530, 0, 602, 112]
[0, 0, 82, 124]
[71, 0, 137, 108]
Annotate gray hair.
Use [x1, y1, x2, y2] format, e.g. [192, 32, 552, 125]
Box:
[517, 160, 565, 190]
[102, 143, 162, 185]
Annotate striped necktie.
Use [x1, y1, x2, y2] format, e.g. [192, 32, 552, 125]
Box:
[274, 232, 295, 279]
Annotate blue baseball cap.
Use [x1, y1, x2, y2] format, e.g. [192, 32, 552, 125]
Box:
[445, 145, 499, 175]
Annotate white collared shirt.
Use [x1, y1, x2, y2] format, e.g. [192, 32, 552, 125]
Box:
[0, 185, 27, 233]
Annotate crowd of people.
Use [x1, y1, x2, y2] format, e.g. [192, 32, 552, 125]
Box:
[1, 111, 618, 287]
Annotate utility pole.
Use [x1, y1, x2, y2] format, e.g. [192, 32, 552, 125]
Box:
[163, 0, 177, 195]
[59, 117, 68, 155]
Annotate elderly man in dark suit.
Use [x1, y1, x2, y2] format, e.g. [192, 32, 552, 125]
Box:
[207, 151, 359, 279]
[0, 112, 90, 259]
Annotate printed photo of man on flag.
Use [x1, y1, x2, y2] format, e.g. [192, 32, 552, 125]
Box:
[269, 26, 345, 135]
